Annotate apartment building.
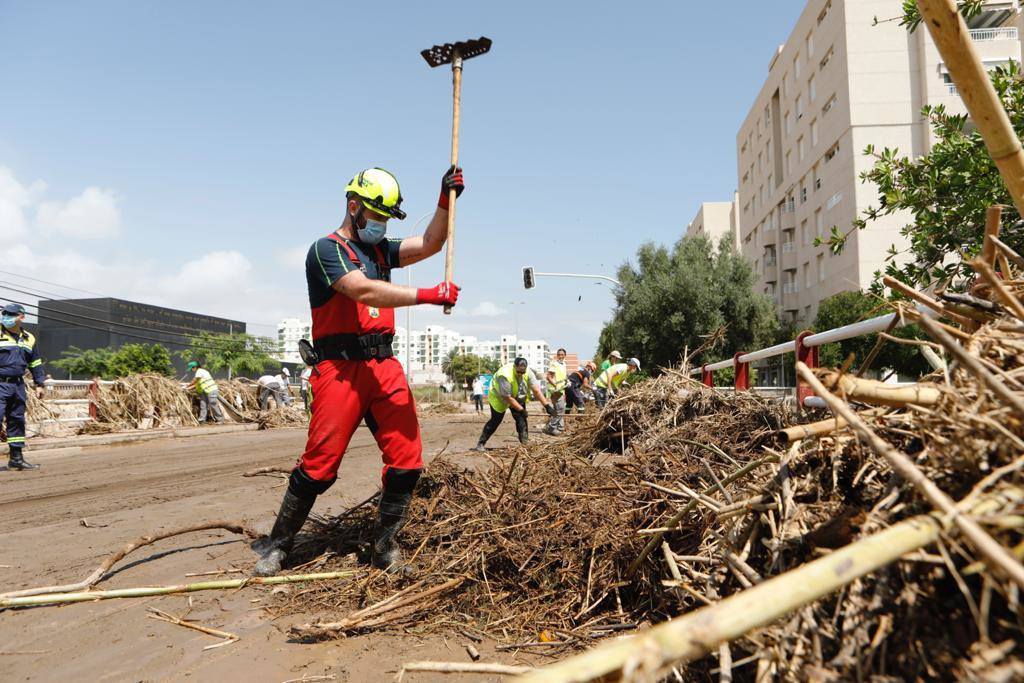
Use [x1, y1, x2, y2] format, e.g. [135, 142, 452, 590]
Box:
[276, 317, 311, 364]
[685, 195, 740, 250]
[736, 0, 1020, 325]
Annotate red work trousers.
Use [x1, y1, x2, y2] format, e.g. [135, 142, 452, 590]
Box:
[299, 357, 422, 483]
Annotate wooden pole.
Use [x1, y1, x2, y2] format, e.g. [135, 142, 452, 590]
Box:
[981, 205, 1004, 268]
[518, 514, 943, 682]
[916, 0, 1024, 219]
[442, 52, 463, 316]
[813, 370, 943, 407]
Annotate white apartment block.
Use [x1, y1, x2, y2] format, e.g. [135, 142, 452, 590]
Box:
[394, 326, 551, 381]
[737, 0, 1020, 325]
[685, 195, 740, 250]
[276, 317, 311, 364]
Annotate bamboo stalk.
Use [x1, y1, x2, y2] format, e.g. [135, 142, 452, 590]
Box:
[991, 235, 1024, 269]
[517, 513, 944, 682]
[918, 316, 1024, 419]
[0, 571, 357, 608]
[916, 0, 1024, 220]
[970, 259, 1024, 321]
[0, 520, 258, 600]
[814, 370, 943, 408]
[982, 205, 1004, 268]
[798, 362, 1024, 589]
[778, 416, 850, 443]
[147, 607, 239, 650]
[882, 276, 975, 328]
[403, 661, 533, 676]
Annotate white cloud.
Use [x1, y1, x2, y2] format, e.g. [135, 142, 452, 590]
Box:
[277, 245, 308, 270]
[0, 167, 46, 241]
[159, 250, 253, 294]
[37, 186, 120, 239]
[468, 301, 506, 317]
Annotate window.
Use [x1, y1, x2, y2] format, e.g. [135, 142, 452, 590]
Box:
[741, 139, 748, 154]
[824, 142, 840, 162]
[784, 111, 792, 136]
[817, 253, 825, 281]
[810, 119, 819, 146]
[800, 182, 807, 203]
[826, 191, 843, 210]
[796, 95, 804, 119]
[768, 172, 773, 189]
[798, 136, 805, 161]
[823, 93, 837, 115]
[815, 208, 823, 237]
[818, 0, 831, 25]
[758, 151, 763, 173]
[820, 46, 833, 70]
[794, 53, 801, 79]
[806, 31, 814, 57]
[813, 164, 821, 191]
[743, 202, 750, 214]
[801, 219, 809, 245]
[809, 75, 816, 102]
[764, 104, 771, 126]
[803, 263, 811, 288]
[742, 170, 750, 184]
[785, 151, 792, 175]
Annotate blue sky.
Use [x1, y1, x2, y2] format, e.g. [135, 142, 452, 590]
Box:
[0, 1, 805, 356]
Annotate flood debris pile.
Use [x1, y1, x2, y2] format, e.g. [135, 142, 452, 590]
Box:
[271, 269, 1024, 680]
[84, 374, 198, 432]
[276, 381, 792, 644]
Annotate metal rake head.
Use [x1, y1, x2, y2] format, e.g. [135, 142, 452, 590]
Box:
[421, 37, 492, 67]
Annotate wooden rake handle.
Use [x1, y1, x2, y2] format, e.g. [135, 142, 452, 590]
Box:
[443, 54, 463, 315]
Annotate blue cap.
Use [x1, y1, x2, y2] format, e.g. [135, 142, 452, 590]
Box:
[2, 304, 25, 315]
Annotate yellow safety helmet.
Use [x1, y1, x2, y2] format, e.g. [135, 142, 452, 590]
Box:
[344, 167, 407, 220]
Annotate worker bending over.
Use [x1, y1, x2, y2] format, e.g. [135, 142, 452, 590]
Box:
[473, 357, 555, 450]
[542, 347, 568, 436]
[565, 360, 596, 414]
[593, 357, 641, 408]
[258, 370, 292, 409]
[254, 166, 463, 577]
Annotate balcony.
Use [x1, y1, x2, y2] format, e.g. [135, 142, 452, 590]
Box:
[969, 27, 1018, 42]
[782, 281, 799, 295]
[946, 83, 958, 95]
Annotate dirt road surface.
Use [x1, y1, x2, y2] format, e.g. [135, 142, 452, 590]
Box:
[0, 413, 546, 682]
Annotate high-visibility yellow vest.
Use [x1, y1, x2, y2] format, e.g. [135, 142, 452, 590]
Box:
[595, 363, 628, 390]
[488, 362, 524, 413]
[546, 360, 567, 393]
[195, 368, 218, 395]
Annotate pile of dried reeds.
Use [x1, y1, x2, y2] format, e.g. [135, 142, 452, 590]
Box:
[268, 254, 1024, 680]
[85, 374, 198, 432]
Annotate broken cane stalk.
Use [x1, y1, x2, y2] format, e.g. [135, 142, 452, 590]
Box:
[813, 369, 943, 408]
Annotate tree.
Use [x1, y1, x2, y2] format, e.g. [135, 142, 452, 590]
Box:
[442, 351, 499, 387]
[52, 343, 174, 379]
[179, 332, 280, 377]
[813, 291, 930, 379]
[824, 39, 1023, 292]
[52, 346, 114, 379]
[598, 234, 779, 373]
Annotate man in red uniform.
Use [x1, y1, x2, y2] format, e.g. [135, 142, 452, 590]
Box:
[254, 166, 463, 576]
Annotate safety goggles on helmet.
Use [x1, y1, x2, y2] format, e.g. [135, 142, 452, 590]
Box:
[344, 167, 407, 220]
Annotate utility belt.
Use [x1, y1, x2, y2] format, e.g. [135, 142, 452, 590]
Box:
[0, 375, 24, 385]
[308, 333, 395, 362]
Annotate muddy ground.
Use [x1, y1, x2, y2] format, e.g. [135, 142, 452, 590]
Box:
[0, 411, 550, 682]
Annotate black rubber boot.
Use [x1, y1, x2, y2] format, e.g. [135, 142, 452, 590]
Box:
[7, 448, 39, 471]
[253, 469, 325, 576]
[371, 468, 421, 576]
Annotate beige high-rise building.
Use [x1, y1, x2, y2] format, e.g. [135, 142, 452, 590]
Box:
[685, 194, 740, 250]
[736, 0, 1020, 325]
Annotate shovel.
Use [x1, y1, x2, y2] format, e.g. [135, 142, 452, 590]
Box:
[421, 36, 492, 314]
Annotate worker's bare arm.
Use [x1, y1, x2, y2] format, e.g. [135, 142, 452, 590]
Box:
[397, 208, 448, 267]
[333, 270, 419, 308]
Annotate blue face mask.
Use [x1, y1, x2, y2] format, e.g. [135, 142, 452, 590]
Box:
[1, 315, 17, 329]
[357, 218, 388, 245]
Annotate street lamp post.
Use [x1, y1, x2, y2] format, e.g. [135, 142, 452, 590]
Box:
[522, 268, 621, 288]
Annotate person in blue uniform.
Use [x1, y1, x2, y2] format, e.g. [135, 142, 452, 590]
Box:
[0, 304, 46, 471]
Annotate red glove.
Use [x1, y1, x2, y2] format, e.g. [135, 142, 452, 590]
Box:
[437, 166, 465, 210]
[417, 281, 460, 307]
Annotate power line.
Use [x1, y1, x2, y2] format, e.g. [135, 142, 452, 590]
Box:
[5, 298, 278, 356]
[0, 269, 283, 330]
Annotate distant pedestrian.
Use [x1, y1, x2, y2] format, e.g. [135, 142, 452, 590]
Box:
[471, 376, 484, 414]
[187, 360, 223, 424]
